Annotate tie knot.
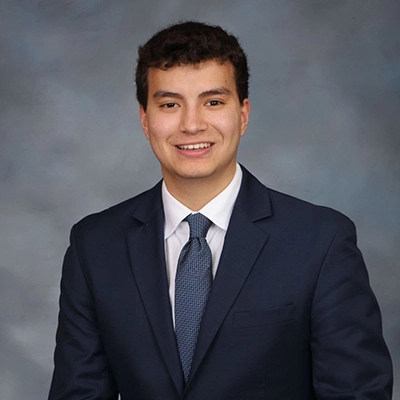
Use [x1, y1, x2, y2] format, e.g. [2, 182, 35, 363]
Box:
[185, 213, 212, 238]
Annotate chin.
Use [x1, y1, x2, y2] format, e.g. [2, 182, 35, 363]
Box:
[174, 166, 217, 181]
[178, 171, 214, 180]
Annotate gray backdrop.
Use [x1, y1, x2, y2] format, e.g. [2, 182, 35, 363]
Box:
[1, 0, 399, 398]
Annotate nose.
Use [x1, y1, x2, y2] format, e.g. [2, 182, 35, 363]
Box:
[179, 105, 207, 134]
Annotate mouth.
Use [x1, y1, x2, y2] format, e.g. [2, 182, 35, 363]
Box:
[177, 142, 212, 150]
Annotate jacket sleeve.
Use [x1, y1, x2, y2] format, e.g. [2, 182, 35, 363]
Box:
[48, 225, 119, 400]
[311, 216, 393, 399]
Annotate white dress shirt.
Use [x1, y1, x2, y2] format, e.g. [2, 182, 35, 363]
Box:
[162, 164, 243, 324]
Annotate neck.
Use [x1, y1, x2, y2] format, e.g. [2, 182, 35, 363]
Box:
[163, 168, 236, 211]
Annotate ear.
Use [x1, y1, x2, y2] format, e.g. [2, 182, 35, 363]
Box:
[240, 99, 250, 137]
[139, 105, 150, 140]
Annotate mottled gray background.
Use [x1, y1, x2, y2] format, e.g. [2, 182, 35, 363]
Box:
[1, 0, 399, 398]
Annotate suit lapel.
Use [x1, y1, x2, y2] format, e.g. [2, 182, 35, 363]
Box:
[125, 169, 273, 391]
[126, 183, 184, 395]
[188, 168, 272, 385]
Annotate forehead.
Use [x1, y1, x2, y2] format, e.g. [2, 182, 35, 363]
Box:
[147, 60, 237, 94]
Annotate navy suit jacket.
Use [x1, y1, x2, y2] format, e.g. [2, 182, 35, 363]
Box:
[49, 167, 392, 399]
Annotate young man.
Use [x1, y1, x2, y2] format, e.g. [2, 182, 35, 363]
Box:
[49, 22, 392, 399]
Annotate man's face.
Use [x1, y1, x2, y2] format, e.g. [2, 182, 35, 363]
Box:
[139, 60, 250, 191]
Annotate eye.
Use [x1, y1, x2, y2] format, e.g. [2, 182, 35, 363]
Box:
[206, 100, 223, 106]
[161, 102, 179, 108]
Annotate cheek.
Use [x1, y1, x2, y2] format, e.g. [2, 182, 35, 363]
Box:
[148, 118, 177, 139]
[211, 113, 234, 132]
[146, 123, 175, 155]
[217, 116, 244, 142]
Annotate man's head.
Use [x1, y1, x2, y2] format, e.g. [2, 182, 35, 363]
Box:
[137, 22, 250, 207]
[135, 21, 249, 110]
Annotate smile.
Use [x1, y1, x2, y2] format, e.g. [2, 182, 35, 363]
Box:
[177, 143, 212, 150]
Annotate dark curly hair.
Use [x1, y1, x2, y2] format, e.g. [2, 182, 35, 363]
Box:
[135, 21, 249, 110]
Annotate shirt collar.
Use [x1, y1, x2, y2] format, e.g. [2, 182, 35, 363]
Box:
[162, 164, 243, 239]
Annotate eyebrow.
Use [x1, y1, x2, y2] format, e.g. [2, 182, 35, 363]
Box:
[198, 87, 232, 98]
[153, 91, 184, 100]
[153, 87, 232, 100]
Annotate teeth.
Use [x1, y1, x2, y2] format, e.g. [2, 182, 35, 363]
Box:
[178, 143, 211, 150]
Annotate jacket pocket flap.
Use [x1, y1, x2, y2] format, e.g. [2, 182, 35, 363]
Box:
[234, 304, 295, 329]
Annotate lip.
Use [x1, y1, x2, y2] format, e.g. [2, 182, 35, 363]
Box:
[176, 142, 212, 150]
[175, 142, 214, 157]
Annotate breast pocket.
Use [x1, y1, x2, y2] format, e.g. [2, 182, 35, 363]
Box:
[233, 304, 295, 329]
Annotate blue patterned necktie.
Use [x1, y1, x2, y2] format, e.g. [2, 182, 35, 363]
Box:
[175, 213, 213, 383]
